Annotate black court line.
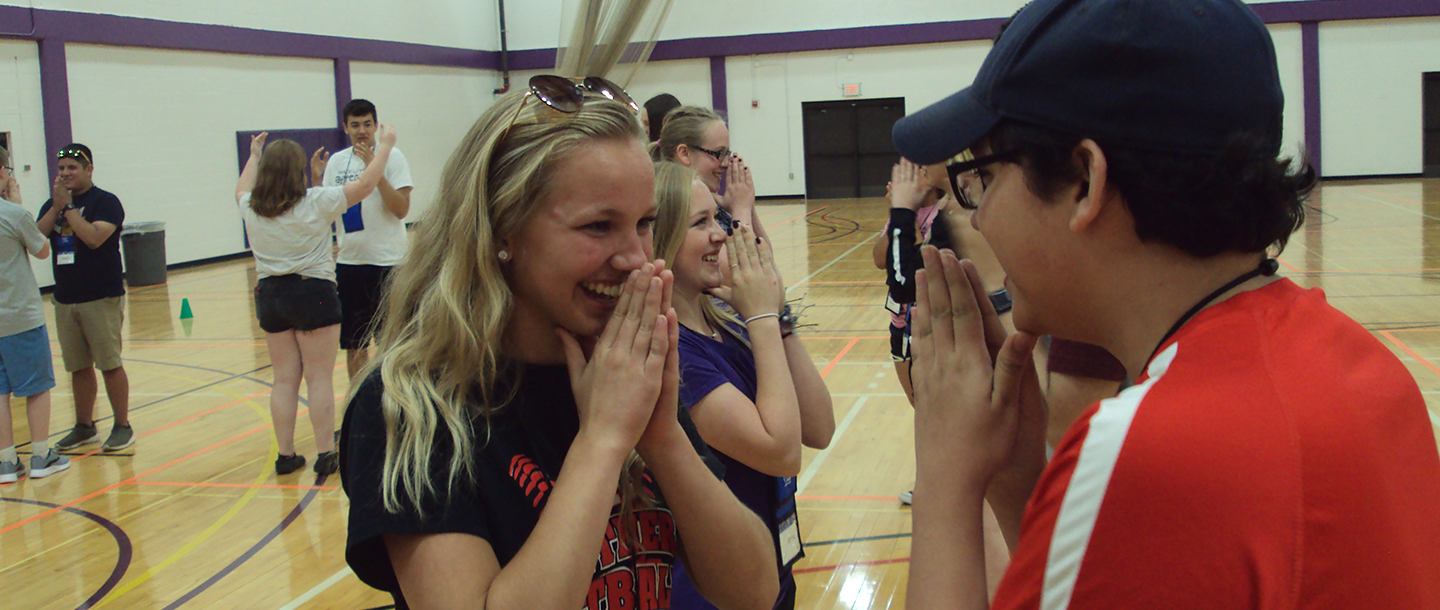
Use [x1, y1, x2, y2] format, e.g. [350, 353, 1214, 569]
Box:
[0, 497, 133, 610]
[162, 474, 328, 609]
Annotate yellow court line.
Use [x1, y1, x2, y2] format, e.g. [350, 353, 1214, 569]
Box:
[92, 376, 280, 609]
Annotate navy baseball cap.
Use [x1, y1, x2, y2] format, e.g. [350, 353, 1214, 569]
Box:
[893, 0, 1283, 165]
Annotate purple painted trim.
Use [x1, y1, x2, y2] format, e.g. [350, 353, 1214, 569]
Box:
[1301, 22, 1321, 175]
[334, 58, 352, 125]
[1251, 0, 1440, 24]
[710, 57, 728, 116]
[38, 38, 70, 186]
[0, 498, 133, 610]
[161, 480, 326, 610]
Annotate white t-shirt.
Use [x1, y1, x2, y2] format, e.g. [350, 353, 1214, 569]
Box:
[240, 187, 348, 282]
[320, 146, 413, 267]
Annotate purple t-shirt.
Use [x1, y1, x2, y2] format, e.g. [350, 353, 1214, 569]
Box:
[672, 322, 795, 609]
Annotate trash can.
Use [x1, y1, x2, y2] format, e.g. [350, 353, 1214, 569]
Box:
[121, 221, 167, 287]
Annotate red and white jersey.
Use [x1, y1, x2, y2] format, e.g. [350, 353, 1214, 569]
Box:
[994, 279, 1440, 609]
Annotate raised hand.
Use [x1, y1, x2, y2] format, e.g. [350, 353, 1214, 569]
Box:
[718, 154, 756, 215]
[310, 147, 330, 186]
[376, 123, 397, 148]
[3, 175, 20, 204]
[909, 246, 1042, 489]
[708, 223, 783, 320]
[353, 142, 373, 166]
[51, 175, 72, 208]
[558, 262, 670, 452]
[637, 260, 686, 456]
[250, 132, 268, 158]
[890, 159, 930, 211]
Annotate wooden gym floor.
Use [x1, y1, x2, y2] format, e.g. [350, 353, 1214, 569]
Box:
[4, 179, 1440, 609]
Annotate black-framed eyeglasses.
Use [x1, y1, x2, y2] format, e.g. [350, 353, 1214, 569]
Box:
[692, 145, 730, 162]
[947, 149, 1019, 210]
[503, 74, 639, 135]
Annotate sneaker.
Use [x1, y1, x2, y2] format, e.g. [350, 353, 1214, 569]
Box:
[102, 424, 135, 452]
[0, 459, 22, 484]
[313, 451, 339, 476]
[56, 423, 99, 451]
[30, 451, 71, 479]
[275, 453, 307, 475]
[899, 490, 913, 505]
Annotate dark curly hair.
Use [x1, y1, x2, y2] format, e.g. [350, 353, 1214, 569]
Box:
[987, 120, 1316, 258]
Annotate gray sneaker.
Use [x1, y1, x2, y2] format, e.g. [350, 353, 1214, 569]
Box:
[0, 459, 22, 484]
[30, 451, 71, 479]
[899, 490, 913, 505]
[102, 424, 135, 452]
[56, 423, 99, 451]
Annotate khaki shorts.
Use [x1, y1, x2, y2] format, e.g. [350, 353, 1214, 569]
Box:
[54, 296, 125, 373]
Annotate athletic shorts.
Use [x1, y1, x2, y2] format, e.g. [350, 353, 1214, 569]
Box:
[336, 264, 392, 350]
[54, 296, 125, 373]
[0, 325, 56, 397]
[254, 275, 343, 334]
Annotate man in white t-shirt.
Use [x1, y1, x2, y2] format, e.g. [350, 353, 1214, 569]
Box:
[314, 99, 414, 384]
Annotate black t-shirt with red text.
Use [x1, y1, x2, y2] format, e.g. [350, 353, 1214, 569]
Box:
[343, 364, 679, 610]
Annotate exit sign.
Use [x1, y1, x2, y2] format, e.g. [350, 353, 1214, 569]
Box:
[842, 83, 861, 97]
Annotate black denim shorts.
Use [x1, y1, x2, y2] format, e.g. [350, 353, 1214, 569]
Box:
[254, 275, 343, 333]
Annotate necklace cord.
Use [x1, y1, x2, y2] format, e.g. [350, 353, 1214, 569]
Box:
[1147, 258, 1280, 365]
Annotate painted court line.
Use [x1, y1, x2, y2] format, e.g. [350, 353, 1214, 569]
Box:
[819, 338, 861, 379]
[132, 481, 337, 491]
[787, 234, 878, 293]
[278, 567, 354, 610]
[797, 396, 869, 494]
[793, 556, 910, 575]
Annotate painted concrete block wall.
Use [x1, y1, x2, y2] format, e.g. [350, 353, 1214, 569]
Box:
[625, 58, 712, 124]
[1320, 17, 1440, 177]
[350, 61, 498, 220]
[1270, 23, 1307, 165]
[64, 44, 334, 274]
[0, 0, 499, 50]
[0, 39, 55, 287]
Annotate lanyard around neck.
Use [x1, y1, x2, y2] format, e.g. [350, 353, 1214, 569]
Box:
[1147, 258, 1280, 365]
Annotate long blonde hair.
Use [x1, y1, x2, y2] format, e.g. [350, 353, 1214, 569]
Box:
[364, 89, 649, 517]
[651, 161, 748, 346]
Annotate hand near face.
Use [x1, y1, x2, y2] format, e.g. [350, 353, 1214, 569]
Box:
[250, 132, 268, 158]
[51, 175, 72, 208]
[310, 147, 330, 186]
[559, 262, 671, 452]
[375, 123, 397, 149]
[708, 223, 784, 320]
[718, 154, 756, 215]
[909, 246, 1045, 488]
[353, 142, 373, 166]
[637, 261, 687, 457]
[2, 175, 20, 204]
[890, 159, 930, 211]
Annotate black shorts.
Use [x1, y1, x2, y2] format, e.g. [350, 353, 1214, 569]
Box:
[889, 323, 911, 362]
[336, 264, 393, 350]
[254, 275, 343, 333]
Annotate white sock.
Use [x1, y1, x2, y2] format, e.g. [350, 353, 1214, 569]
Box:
[1, 446, 16, 463]
[32, 441, 50, 459]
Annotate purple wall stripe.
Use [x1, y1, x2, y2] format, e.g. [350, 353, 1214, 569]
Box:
[1251, 0, 1440, 24]
[36, 38, 70, 186]
[1301, 22, 1321, 174]
[333, 58, 352, 125]
[710, 57, 728, 116]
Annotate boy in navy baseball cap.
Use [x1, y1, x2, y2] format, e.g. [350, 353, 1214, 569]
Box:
[898, 1, 1440, 608]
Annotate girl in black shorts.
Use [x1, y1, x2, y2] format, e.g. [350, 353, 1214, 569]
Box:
[235, 128, 396, 475]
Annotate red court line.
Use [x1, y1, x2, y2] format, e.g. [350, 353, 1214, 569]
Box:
[798, 335, 887, 341]
[66, 390, 272, 465]
[820, 338, 861, 379]
[1380, 331, 1440, 380]
[1276, 257, 1300, 273]
[793, 556, 911, 575]
[804, 281, 884, 285]
[797, 494, 897, 501]
[131, 481, 336, 491]
[1355, 186, 1420, 206]
[0, 421, 277, 535]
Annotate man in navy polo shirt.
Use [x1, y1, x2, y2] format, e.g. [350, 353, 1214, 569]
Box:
[38, 144, 134, 453]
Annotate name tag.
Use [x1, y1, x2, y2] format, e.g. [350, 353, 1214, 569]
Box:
[57, 235, 76, 265]
[775, 476, 804, 568]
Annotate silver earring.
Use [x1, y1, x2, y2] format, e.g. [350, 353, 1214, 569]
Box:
[497, 250, 509, 261]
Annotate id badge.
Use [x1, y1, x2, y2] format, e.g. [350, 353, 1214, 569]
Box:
[341, 205, 365, 233]
[57, 235, 76, 265]
[884, 293, 904, 316]
[774, 476, 804, 568]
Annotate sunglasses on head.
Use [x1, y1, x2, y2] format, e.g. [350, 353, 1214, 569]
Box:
[57, 148, 92, 165]
[504, 74, 639, 135]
